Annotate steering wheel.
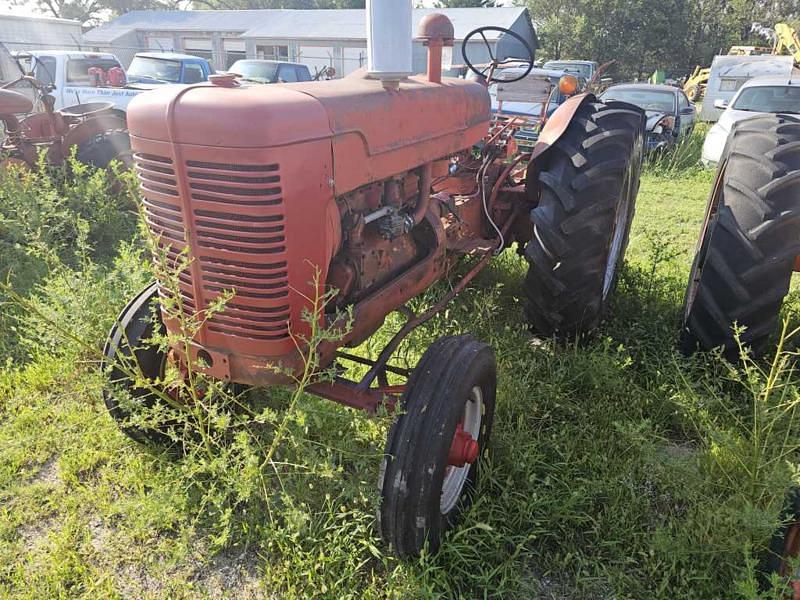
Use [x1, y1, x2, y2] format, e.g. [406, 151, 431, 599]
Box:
[462, 26, 535, 84]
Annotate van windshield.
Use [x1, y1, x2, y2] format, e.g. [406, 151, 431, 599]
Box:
[732, 85, 800, 113]
[544, 61, 592, 79]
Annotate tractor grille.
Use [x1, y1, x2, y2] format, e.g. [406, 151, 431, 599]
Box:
[135, 153, 291, 342]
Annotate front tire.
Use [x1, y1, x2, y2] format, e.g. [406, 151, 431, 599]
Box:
[761, 488, 800, 599]
[680, 115, 800, 356]
[102, 283, 174, 447]
[378, 335, 496, 558]
[523, 101, 644, 337]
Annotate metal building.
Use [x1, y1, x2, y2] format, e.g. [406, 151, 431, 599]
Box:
[0, 13, 83, 81]
[83, 8, 537, 75]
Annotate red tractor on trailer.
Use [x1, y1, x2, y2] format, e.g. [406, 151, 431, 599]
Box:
[103, 13, 645, 557]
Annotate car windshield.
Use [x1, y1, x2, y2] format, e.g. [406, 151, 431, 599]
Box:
[127, 57, 182, 83]
[544, 62, 592, 79]
[732, 85, 800, 114]
[601, 88, 675, 112]
[229, 60, 279, 83]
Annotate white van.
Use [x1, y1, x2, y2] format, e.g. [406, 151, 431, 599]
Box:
[699, 55, 796, 122]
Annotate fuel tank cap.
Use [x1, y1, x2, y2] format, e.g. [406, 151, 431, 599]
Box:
[209, 73, 239, 87]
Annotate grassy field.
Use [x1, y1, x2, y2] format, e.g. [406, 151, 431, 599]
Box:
[1, 149, 799, 599]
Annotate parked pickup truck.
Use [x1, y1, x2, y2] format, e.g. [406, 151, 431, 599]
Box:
[12, 51, 214, 114]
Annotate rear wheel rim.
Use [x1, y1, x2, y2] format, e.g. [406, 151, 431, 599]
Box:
[602, 160, 635, 299]
[440, 386, 482, 515]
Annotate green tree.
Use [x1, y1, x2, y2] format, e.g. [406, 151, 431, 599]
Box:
[525, 0, 585, 60]
[526, 0, 798, 80]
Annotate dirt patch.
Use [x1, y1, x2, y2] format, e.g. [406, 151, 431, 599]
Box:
[191, 548, 266, 599]
[30, 456, 60, 486]
[16, 515, 58, 549]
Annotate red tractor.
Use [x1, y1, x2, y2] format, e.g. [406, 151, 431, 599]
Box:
[0, 74, 130, 170]
[103, 12, 644, 557]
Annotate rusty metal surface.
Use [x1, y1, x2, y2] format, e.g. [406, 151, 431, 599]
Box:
[417, 13, 455, 42]
[128, 75, 490, 199]
[530, 93, 595, 162]
[0, 89, 33, 115]
[356, 204, 521, 391]
[128, 62, 543, 408]
[307, 378, 400, 414]
[62, 113, 128, 150]
[132, 135, 335, 361]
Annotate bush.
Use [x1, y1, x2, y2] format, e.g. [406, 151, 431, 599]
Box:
[0, 157, 139, 359]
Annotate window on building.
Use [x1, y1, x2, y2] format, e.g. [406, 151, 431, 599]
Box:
[257, 45, 289, 61]
[183, 38, 213, 63]
[147, 36, 175, 51]
[224, 39, 246, 69]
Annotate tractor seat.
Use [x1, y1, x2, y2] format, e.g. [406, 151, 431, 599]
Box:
[0, 89, 33, 115]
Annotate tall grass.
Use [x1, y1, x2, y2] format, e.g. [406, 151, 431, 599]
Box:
[1, 150, 799, 598]
[645, 124, 709, 176]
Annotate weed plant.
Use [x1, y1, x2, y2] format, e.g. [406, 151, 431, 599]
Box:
[0, 150, 799, 598]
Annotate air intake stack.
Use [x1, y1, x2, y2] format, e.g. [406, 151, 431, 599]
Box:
[366, 0, 412, 90]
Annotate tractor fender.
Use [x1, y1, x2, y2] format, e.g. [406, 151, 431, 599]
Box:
[62, 114, 128, 151]
[530, 93, 596, 164]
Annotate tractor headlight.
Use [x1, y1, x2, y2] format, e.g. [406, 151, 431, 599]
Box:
[558, 75, 580, 97]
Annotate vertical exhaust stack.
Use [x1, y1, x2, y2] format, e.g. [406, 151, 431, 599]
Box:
[417, 13, 455, 84]
[366, 0, 412, 90]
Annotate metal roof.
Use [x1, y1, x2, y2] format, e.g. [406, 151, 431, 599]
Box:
[85, 7, 529, 44]
[740, 74, 800, 87]
[0, 12, 81, 26]
[605, 83, 682, 93]
[135, 51, 209, 60]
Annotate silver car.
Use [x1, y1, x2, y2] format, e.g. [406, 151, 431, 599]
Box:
[600, 83, 696, 153]
[701, 75, 800, 166]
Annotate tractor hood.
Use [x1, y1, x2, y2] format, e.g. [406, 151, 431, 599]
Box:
[127, 73, 491, 196]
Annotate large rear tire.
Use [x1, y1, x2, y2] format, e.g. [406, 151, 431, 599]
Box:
[378, 335, 496, 558]
[680, 115, 800, 356]
[76, 129, 133, 169]
[523, 101, 644, 337]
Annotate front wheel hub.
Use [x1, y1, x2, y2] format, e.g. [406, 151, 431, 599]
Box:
[448, 423, 479, 467]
